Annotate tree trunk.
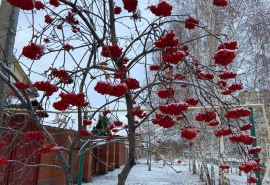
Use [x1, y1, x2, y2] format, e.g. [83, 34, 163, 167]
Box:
[117, 91, 136, 185]
[210, 138, 215, 185]
[65, 170, 72, 185]
[218, 136, 230, 185]
[0, 1, 19, 125]
[192, 156, 197, 174]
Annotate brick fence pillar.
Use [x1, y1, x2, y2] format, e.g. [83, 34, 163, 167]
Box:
[115, 142, 121, 168]
[108, 143, 115, 171]
[98, 145, 109, 174]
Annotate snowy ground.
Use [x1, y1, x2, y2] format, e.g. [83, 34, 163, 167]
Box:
[82, 158, 250, 185]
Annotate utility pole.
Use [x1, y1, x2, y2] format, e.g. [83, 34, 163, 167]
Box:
[0, 1, 20, 125]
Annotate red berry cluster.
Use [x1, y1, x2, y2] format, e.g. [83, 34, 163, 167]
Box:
[221, 89, 232, 95]
[224, 107, 251, 119]
[101, 45, 122, 58]
[7, 0, 34, 10]
[249, 147, 262, 155]
[218, 41, 238, 50]
[83, 119, 92, 125]
[35, 1, 44, 10]
[218, 71, 237, 80]
[25, 131, 45, 141]
[114, 6, 122, 14]
[173, 73, 185, 80]
[0, 141, 6, 148]
[195, 110, 216, 122]
[34, 81, 58, 96]
[162, 47, 185, 65]
[52, 68, 69, 79]
[122, 0, 138, 12]
[122, 57, 129, 64]
[228, 83, 243, 92]
[149, 1, 173, 17]
[180, 45, 189, 55]
[219, 164, 230, 170]
[44, 38, 50, 43]
[152, 114, 175, 128]
[113, 120, 123, 127]
[45, 15, 53, 24]
[180, 126, 200, 140]
[213, 49, 236, 67]
[154, 31, 178, 49]
[247, 176, 258, 184]
[49, 0, 60, 7]
[185, 17, 199, 29]
[217, 80, 227, 88]
[229, 132, 257, 145]
[106, 135, 115, 141]
[53, 92, 88, 111]
[176, 115, 184, 121]
[238, 160, 257, 173]
[22, 43, 44, 60]
[157, 87, 175, 99]
[213, 0, 228, 7]
[65, 11, 79, 25]
[107, 124, 114, 130]
[79, 129, 92, 137]
[208, 121, 219, 126]
[240, 122, 252, 131]
[0, 157, 9, 166]
[197, 71, 214, 80]
[94, 81, 128, 97]
[104, 110, 111, 114]
[14, 82, 30, 90]
[154, 31, 185, 64]
[121, 78, 140, 90]
[158, 102, 188, 115]
[252, 167, 262, 172]
[130, 107, 146, 118]
[36, 143, 60, 154]
[215, 128, 231, 137]
[115, 65, 128, 79]
[64, 11, 80, 33]
[63, 44, 73, 51]
[149, 64, 160, 71]
[185, 97, 199, 106]
[112, 128, 119, 133]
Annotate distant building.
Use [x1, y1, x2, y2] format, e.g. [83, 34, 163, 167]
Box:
[5, 57, 48, 117]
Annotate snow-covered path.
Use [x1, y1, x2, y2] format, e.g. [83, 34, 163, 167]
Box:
[83, 159, 207, 185]
[82, 158, 250, 185]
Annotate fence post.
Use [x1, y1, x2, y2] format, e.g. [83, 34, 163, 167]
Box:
[249, 107, 261, 185]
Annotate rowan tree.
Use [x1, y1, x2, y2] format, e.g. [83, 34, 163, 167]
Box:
[0, 0, 263, 185]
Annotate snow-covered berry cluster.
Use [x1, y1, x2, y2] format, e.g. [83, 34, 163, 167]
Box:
[152, 114, 175, 128]
[195, 110, 216, 122]
[94, 81, 128, 97]
[148, 1, 172, 17]
[185, 16, 199, 29]
[158, 102, 188, 115]
[36, 143, 60, 154]
[224, 107, 251, 119]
